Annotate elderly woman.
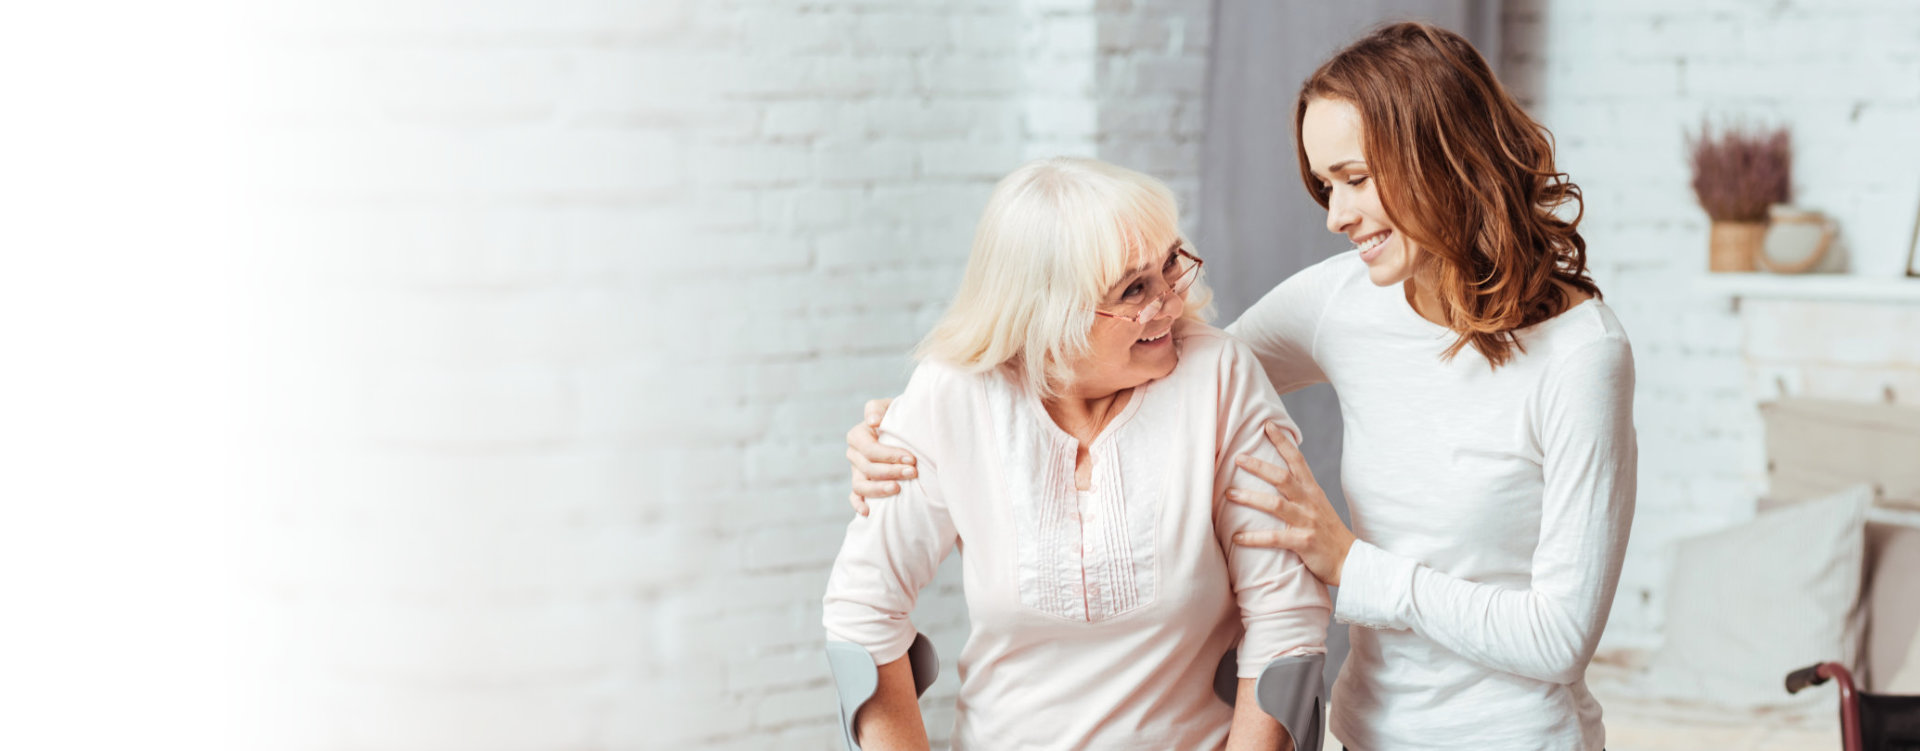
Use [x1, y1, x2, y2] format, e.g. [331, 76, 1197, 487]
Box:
[822, 157, 1330, 751]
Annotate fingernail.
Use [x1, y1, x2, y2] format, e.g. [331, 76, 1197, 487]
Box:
[903, 467, 917, 478]
[887, 483, 898, 492]
[1225, 489, 1241, 499]
[1234, 456, 1249, 467]
[902, 456, 915, 465]
[1232, 533, 1249, 543]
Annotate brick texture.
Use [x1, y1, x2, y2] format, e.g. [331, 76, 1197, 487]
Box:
[233, 0, 1920, 747]
[239, 1, 1212, 749]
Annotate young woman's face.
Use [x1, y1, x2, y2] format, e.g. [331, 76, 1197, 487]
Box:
[1301, 97, 1421, 287]
[1065, 243, 1186, 399]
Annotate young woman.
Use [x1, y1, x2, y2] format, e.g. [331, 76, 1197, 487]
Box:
[845, 23, 1636, 751]
[823, 157, 1329, 750]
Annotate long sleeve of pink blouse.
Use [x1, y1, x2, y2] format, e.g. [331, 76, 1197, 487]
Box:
[1210, 334, 1331, 677]
[820, 428, 957, 666]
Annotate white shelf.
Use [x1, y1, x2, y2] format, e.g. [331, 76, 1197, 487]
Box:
[1697, 273, 1920, 305]
[1869, 505, 1920, 527]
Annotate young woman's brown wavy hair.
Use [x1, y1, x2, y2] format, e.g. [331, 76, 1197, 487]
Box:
[1295, 21, 1597, 368]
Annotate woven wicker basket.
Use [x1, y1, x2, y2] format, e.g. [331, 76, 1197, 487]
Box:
[1709, 221, 1767, 272]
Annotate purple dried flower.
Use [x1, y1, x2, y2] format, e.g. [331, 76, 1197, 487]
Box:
[1686, 121, 1791, 223]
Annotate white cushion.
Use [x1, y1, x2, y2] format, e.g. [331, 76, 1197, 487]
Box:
[1646, 484, 1870, 707]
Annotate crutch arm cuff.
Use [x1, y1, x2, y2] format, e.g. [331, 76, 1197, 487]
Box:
[825, 634, 939, 751]
[1254, 653, 1326, 751]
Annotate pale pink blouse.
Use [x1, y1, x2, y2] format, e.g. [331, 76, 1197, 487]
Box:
[823, 322, 1331, 751]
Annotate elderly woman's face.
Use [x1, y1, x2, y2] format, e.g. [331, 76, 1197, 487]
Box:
[1064, 243, 1185, 398]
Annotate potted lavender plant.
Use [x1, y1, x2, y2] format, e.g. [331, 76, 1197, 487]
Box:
[1687, 122, 1791, 272]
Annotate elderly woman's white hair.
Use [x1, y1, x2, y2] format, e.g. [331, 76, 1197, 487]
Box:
[916, 156, 1212, 399]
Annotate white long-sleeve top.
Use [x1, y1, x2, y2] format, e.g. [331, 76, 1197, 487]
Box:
[823, 323, 1330, 750]
[1227, 251, 1637, 751]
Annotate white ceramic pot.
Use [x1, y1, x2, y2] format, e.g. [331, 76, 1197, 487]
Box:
[1760, 205, 1837, 274]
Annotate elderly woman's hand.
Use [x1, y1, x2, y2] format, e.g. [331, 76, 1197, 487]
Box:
[1225, 422, 1356, 586]
[846, 397, 916, 515]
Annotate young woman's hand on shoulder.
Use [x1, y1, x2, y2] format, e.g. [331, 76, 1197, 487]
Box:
[845, 397, 916, 515]
[1226, 423, 1357, 586]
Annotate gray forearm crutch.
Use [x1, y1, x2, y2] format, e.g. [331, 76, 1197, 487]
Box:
[1215, 650, 1328, 751]
[824, 634, 939, 751]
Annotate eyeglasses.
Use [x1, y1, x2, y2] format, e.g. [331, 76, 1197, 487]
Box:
[1091, 247, 1203, 325]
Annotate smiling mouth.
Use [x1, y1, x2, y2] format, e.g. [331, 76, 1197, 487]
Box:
[1353, 231, 1390, 253]
[1137, 329, 1171, 344]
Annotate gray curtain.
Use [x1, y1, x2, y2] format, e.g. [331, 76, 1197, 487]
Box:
[1198, 0, 1502, 690]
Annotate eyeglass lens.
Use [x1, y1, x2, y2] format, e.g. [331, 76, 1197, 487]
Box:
[1130, 257, 1199, 323]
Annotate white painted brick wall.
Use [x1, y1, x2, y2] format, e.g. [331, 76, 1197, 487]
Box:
[1502, 0, 1920, 650]
[239, 1, 1209, 749]
[33, 2, 1907, 747]
[239, 0, 1919, 744]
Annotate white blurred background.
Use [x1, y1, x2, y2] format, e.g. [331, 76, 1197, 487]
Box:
[2, 1, 1916, 749]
